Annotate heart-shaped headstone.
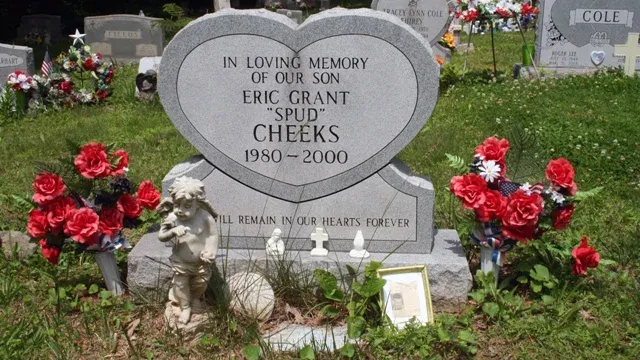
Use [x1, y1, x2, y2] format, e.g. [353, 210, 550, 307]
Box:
[551, 0, 640, 47]
[591, 51, 606, 65]
[159, 9, 439, 202]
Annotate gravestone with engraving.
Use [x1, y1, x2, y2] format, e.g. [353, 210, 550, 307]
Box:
[535, 0, 640, 75]
[16, 14, 62, 44]
[84, 15, 164, 62]
[371, 0, 454, 62]
[128, 9, 471, 310]
[0, 44, 35, 84]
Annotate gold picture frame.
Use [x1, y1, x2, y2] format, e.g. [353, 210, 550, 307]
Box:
[377, 265, 434, 327]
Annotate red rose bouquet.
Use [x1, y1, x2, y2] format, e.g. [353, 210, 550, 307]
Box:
[27, 142, 161, 264]
[449, 137, 581, 268]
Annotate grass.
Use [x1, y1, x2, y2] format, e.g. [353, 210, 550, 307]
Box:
[1, 31, 639, 358]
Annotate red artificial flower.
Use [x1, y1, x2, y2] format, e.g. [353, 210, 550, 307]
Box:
[32, 172, 66, 206]
[552, 204, 574, 230]
[64, 207, 100, 245]
[475, 190, 507, 222]
[475, 137, 510, 174]
[117, 193, 142, 218]
[39, 239, 61, 265]
[450, 173, 488, 210]
[496, 8, 512, 18]
[572, 236, 600, 275]
[459, 8, 479, 22]
[74, 142, 111, 179]
[136, 180, 161, 210]
[96, 90, 108, 101]
[521, 3, 539, 17]
[45, 196, 76, 232]
[98, 207, 124, 236]
[545, 158, 578, 195]
[501, 190, 544, 242]
[82, 57, 94, 71]
[105, 67, 114, 84]
[27, 209, 49, 238]
[111, 149, 129, 176]
[58, 81, 73, 94]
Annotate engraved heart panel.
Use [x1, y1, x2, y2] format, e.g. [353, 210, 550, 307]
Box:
[159, 9, 439, 202]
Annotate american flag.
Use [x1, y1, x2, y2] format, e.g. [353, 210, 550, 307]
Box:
[41, 50, 52, 78]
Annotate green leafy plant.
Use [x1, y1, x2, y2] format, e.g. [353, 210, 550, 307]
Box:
[517, 264, 558, 295]
[469, 271, 528, 321]
[314, 261, 386, 339]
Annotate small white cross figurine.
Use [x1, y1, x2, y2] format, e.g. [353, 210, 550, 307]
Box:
[309, 228, 329, 257]
[614, 32, 640, 77]
[69, 29, 86, 46]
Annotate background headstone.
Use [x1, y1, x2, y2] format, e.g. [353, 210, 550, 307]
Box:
[16, 14, 62, 44]
[537, 0, 640, 74]
[276, 9, 303, 24]
[84, 15, 164, 63]
[371, 0, 454, 45]
[0, 43, 35, 83]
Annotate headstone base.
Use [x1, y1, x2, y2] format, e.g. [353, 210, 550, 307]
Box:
[512, 63, 639, 79]
[128, 229, 472, 311]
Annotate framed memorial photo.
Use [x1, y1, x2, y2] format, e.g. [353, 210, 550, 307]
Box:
[377, 265, 434, 328]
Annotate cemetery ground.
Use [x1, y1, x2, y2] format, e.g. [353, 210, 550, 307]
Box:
[1, 32, 639, 359]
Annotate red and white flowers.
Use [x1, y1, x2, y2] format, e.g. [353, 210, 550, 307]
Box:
[450, 136, 582, 249]
[7, 70, 35, 92]
[27, 142, 161, 264]
[454, 0, 539, 23]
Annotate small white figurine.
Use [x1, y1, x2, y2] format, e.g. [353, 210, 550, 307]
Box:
[309, 227, 329, 257]
[266, 228, 285, 256]
[158, 177, 219, 325]
[349, 230, 370, 258]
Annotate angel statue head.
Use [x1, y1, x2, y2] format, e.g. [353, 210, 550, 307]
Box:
[158, 176, 218, 221]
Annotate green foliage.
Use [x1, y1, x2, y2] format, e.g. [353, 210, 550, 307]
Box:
[469, 271, 527, 321]
[299, 345, 315, 359]
[314, 262, 386, 339]
[363, 315, 478, 358]
[517, 264, 559, 295]
[242, 344, 261, 360]
[444, 153, 467, 174]
[159, 4, 195, 43]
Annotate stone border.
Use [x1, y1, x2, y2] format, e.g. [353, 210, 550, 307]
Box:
[158, 9, 440, 203]
[370, 0, 456, 46]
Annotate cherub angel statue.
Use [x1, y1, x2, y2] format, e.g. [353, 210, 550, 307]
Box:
[158, 176, 219, 324]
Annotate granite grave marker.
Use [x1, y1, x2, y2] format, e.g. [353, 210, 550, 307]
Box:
[129, 9, 471, 309]
[537, 0, 640, 74]
[16, 14, 63, 44]
[276, 9, 303, 24]
[84, 14, 164, 62]
[371, 0, 454, 45]
[0, 44, 35, 84]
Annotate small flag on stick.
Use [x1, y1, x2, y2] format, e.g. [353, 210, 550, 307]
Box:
[41, 50, 52, 78]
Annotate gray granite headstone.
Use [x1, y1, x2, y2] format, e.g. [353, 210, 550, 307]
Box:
[277, 9, 303, 24]
[84, 15, 164, 62]
[16, 14, 62, 44]
[130, 9, 471, 309]
[0, 44, 35, 83]
[537, 0, 640, 73]
[371, 0, 454, 45]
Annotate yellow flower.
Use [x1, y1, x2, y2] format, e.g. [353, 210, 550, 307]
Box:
[443, 32, 455, 48]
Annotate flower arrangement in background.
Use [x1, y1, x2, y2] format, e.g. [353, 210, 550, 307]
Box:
[27, 142, 160, 264]
[454, 0, 539, 23]
[448, 137, 586, 267]
[439, 32, 456, 50]
[23, 29, 49, 47]
[5, 42, 113, 112]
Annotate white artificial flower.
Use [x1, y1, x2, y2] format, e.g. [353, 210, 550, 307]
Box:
[520, 182, 532, 195]
[479, 160, 501, 183]
[551, 191, 565, 204]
